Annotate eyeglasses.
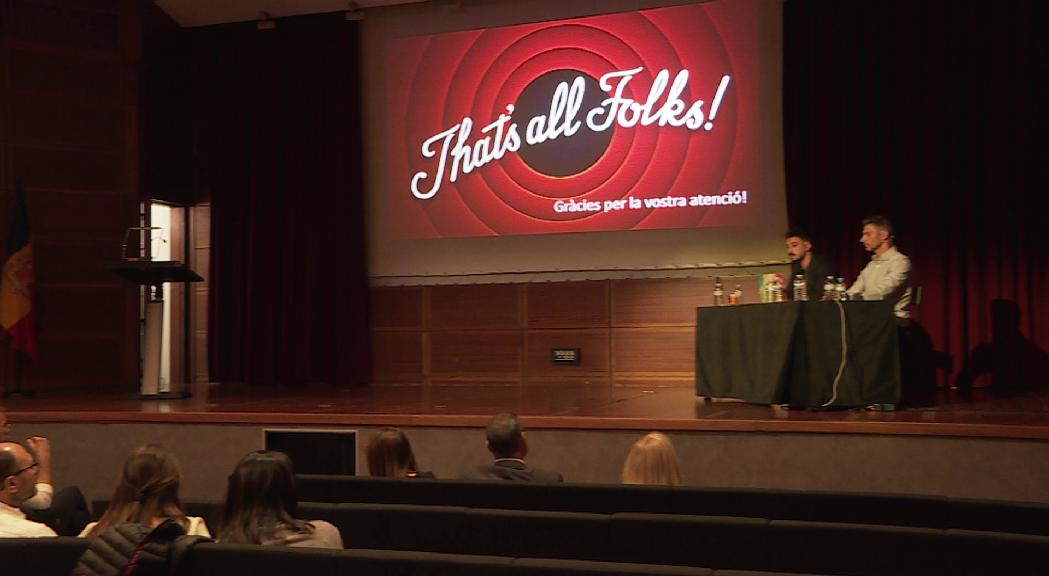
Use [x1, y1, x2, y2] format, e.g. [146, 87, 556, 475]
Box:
[10, 461, 39, 476]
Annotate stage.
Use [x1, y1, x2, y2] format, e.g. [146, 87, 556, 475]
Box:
[5, 382, 1049, 439]
[5, 383, 1049, 506]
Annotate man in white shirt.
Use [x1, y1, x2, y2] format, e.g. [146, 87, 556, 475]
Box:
[0, 441, 57, 537]
[847, 215, 912, 321]
[0, 412, 53, 510]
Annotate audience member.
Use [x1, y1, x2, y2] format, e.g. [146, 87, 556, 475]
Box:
[79, 444, 210, 537]
[621, 432, 682, 486]
[784, 227, 835, 301]
[365, 428, 434, 478]
[0, 411, 90, 535]
[0, 440, 56, 537]
[461, 413, 563, 482]
[846, 215, 912, 320]
[0, 411, 53, 510]
[218, 450, 342, 548]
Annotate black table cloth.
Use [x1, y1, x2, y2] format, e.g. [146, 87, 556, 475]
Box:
[696, 301, 900, 407]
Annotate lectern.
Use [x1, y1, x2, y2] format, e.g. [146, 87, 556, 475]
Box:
[110, 259, 203, 398]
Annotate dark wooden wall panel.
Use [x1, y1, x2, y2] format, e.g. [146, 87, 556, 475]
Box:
[0, 0, 140, 393]
[193, 331, 208, 383]
[11, 94, 125, 147]
[526, 281, 608, 328]
[3, 1, 124, 52]
[369, 277, 759, 386]
[190, 204, 210, 383]
[525, 329, 609, 378]
[28, 190, 130, 236]
[613, 277, 711, 326]
[430, 284, 520, 330]
[371, 286, 424, 330]
[612, 327, 695, 374]
[10, 49, 128, 101]
[12, 147, 122, 191]
[192, 289, 208, 338]
[371, 331, 424, 381]
[34, 239, 124, 284]
[35, 285, 126, 339]
[31, 336, 122, 385]
[430, 331, 521, 375]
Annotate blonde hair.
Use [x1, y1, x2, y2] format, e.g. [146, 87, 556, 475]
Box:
[621, 432, 682, 486]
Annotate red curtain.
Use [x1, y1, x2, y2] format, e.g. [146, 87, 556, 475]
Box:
[784, 0, 1049, 389]
[191, 15, 369, 387]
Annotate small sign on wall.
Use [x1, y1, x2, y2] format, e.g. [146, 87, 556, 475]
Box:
[551, 348, 582, 365]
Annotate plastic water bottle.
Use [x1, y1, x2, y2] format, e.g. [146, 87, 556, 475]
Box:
[793, 274, 807, 301]
[713, 278, 725, 306]
[823, 276, 835, 300]
[835, 277, 848, 301]
[773, 278, 783, 302]
[732, 284, 743, 305]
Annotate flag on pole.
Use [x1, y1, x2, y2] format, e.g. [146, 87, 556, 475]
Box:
[0, 181, 38, 361]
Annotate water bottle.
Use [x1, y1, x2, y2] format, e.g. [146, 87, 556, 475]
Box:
[835, 277, 848, 301]
[823, 276, 835, 300]
[793, 274, 806, 301]
[773, 278, 783, 302]
[713, 277, 725, 306]
[732, 284, 743, 305]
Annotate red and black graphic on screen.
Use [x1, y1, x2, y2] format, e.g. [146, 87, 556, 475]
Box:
[386, 1, 760, 239]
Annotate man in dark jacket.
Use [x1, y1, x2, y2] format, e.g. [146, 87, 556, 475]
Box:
[785, 228, 835, 301]
[461, 413, 563, 483]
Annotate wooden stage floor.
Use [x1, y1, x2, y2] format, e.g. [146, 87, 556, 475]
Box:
[5, 382, 1049, 440]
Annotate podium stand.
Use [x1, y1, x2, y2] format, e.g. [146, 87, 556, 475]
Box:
[110, 260, 203, 398]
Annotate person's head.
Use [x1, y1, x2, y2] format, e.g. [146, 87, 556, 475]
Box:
[219, 450, 312, 544]
[485, 413, 527, 459]
[621, 432, 682, 486]
[366, 428, 419, 477]
[784, 228, 814, 265]
[0, 441, 40, 507]
[89, 444, 186, 536]
[860, 215, 894, 254]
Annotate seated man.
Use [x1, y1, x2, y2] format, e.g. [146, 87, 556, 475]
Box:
[846, 215, 912, 321]
[785, 227, 835, 301]
[461, 413, 563, 483]
[0, 441, 57, 537]
[0, 411, 89, 535]
[0, 413, 52, 510]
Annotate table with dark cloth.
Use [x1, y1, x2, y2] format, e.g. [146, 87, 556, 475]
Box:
[695, 300, 900, 407]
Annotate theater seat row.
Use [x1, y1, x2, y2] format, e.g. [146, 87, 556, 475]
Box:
[295, 475, 1049, 536]
[2, 531, 1047, 576]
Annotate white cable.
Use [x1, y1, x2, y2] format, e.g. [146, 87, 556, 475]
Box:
[821, 299, 848, 407]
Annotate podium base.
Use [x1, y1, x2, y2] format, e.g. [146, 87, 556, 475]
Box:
[131, 391, 192, 400]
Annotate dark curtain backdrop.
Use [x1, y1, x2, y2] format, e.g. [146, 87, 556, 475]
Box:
[784, 0, 1049, 388]
[191, 15, 369, 387]
[186, 3, 1046, 389]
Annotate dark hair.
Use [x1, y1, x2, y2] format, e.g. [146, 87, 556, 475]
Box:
[862, 215, 894, 236]
[89, 444, 187, 536]
[365, 428, 419, 477]
[219, 450, 313, 544]
[784, 228, 812, 242]
[486, 413, 524, 458]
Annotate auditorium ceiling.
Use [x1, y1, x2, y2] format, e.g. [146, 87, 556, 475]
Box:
[153, 0, 428, 27]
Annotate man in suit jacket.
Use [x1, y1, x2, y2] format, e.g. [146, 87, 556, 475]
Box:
[461, 413, 564, 483]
